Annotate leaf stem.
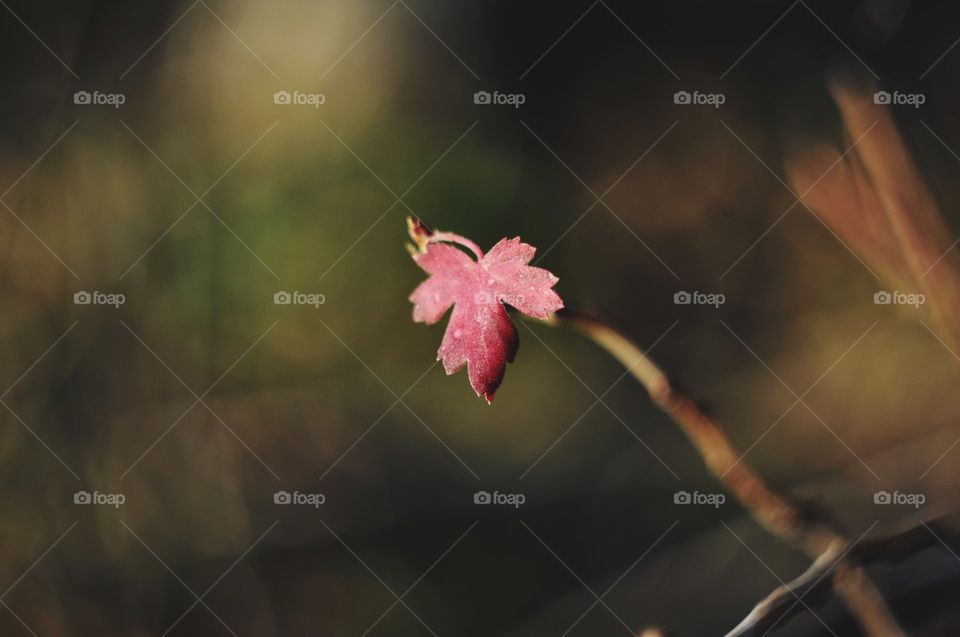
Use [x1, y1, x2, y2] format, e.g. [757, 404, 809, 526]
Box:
[429, 231, 485, 260]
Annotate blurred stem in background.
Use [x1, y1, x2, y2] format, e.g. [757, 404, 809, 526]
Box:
[788, 80, 960, 354]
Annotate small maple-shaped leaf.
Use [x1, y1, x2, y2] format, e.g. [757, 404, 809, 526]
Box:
[407, 217, 564, 403]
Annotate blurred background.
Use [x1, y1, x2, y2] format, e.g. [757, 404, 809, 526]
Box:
[1, 0, 960, 634]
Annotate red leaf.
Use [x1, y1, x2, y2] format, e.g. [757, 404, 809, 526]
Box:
[407, 218, 564, 403]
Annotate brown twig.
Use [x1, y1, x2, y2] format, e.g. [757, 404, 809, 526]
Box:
[726, 541, 845, 636]
[544, 307, 906, 637]
[729, 512, 960, 636]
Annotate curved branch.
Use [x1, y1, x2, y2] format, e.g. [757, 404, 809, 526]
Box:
[545, 307, 906, 637]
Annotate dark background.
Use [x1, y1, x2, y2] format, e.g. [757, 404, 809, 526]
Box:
[0, 0, 959, 635]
